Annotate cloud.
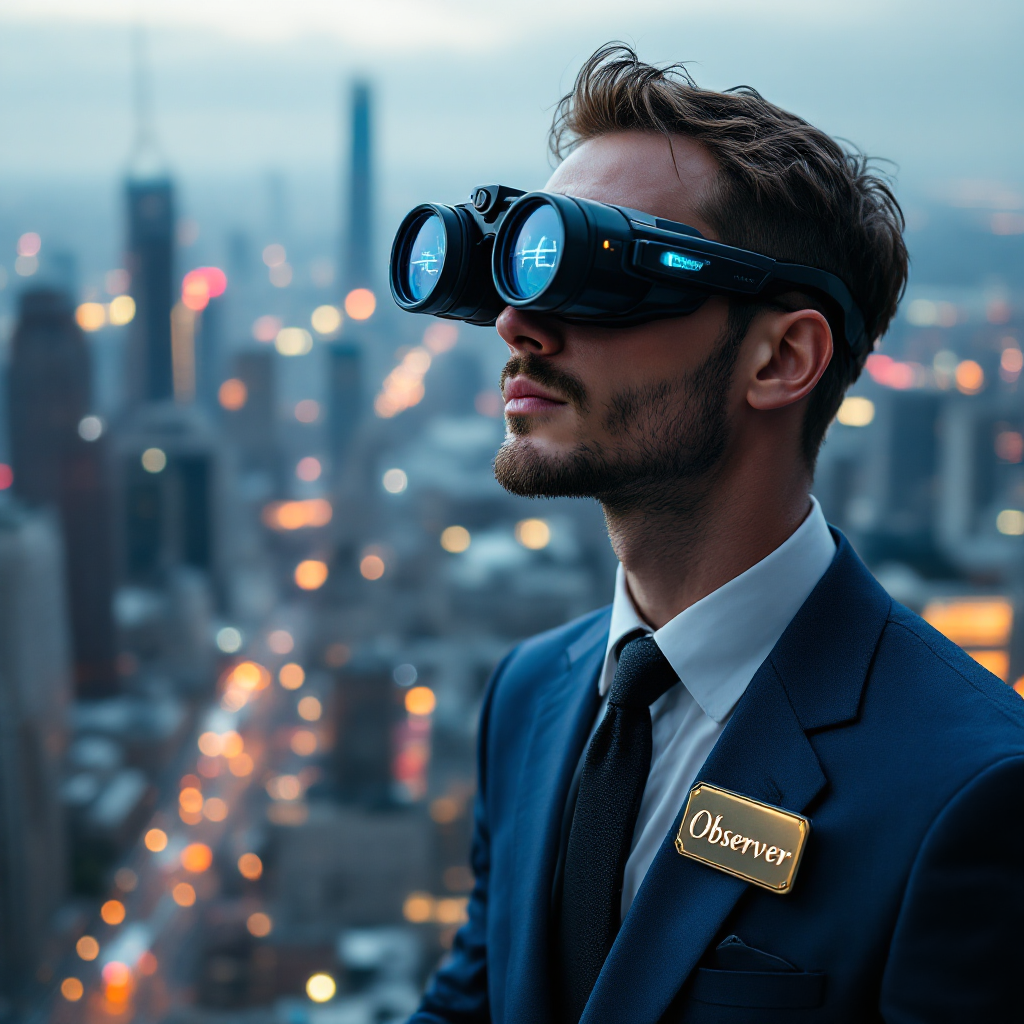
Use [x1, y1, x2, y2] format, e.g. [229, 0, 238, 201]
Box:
[0, 0, 890, 51]
[0, 0, 1020, 190]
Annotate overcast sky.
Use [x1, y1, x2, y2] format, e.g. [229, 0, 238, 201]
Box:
[0, 0, 1021, 256]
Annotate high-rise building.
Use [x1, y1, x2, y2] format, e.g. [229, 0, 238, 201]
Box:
[117, 404, 220, 588]
[328, 344, 363, 477]
[0, 502, 72, 1005]
[126, 177, 176, 404]
[328, 82, 374, 484]
[8, 290, 89, 501]
[196, 295, 225, 416]
[332, 658, 400, 806]
[938, 394, 1024, 578]
[117, 65, 225, 608]
[7, 289, 118, 698]
[224, 348, 276, 476]
[855, 390, 946, 571]
[343, 82, 373, 294]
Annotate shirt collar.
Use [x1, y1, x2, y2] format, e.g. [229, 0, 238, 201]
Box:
[600, 496, 837, 723]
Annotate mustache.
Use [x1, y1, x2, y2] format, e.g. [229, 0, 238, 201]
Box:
[499, 354, 589, 412]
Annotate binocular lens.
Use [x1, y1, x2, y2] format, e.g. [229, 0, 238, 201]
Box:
[507, 202, 563, 299]
[406, 213, 447, 301]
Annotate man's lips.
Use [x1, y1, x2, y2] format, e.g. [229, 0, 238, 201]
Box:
[501, 376, 569, 415]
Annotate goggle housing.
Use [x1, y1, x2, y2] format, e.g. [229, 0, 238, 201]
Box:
[389, 184, 868, 359]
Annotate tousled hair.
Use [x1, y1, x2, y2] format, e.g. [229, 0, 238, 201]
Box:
[550, 44, 909, 464]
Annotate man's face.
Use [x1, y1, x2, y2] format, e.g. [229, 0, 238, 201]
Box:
[493, 132, 743, 509]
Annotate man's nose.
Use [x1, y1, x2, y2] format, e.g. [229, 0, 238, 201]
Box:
[495, 307, 565, 357]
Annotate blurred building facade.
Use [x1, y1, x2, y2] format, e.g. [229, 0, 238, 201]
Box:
[818, 292, 1023, 687]
[343, 82, 373, 295]
[126, 178, 176, 406]
[0, 503, 72, 1007]
[7, 289, 118, 698]
[327, 343, 363, 479]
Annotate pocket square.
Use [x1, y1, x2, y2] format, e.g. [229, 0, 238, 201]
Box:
[690, 936, 826, 1009]
[713, 934, 798, 972]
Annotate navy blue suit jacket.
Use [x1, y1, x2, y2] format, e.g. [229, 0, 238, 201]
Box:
[411, 533, 1024, 1022]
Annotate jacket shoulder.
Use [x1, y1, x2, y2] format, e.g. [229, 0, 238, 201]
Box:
[497, 604, 611, 686]
[478, 606, 610, 796]
[880, 601, 1024, 734]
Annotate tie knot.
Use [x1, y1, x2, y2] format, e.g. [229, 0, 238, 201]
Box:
[608, 635, 678, 709]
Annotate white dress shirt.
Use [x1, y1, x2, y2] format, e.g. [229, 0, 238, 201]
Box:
[594, 497, 836, 919]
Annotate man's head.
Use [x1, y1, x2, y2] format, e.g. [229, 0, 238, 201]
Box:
[494, 44, 907, 511]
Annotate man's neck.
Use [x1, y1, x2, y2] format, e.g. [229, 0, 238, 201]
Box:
[604, 468, 813, 630]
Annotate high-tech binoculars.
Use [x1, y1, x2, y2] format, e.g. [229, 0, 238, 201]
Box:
[389, 184, 868, 357]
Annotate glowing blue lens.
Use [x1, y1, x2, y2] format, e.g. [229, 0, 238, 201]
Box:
[509, 203, 563, 298]
[406, 214, 446, 301]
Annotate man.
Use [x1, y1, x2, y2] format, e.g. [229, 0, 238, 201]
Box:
[409, 45, 1024, 1022]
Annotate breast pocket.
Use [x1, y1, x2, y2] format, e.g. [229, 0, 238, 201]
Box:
[690, 966, 826, 1008]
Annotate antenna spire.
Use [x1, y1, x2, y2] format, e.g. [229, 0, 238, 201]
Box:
[129, 15, 164, 178]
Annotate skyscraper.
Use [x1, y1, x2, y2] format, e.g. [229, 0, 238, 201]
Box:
[328, 344, 363, 476]
[126, 178, 176, 404]
[332, 658, 400, 806]
[343, 82, 373, 293]
[196, 294, 225, 416]
[118, 404, 219, 585]
[116, 28, 223, 602]
[7, 289, 118, 698]
[224, 348, 277, 476]
[0, 502, 72, 1005]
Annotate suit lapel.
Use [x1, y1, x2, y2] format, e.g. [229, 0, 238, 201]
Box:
[504, 614, 607, 1024]
[581, 533, 891, 1024]
[581, 661, 824, 1023]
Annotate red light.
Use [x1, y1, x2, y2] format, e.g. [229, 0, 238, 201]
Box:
[0, 465, 12, 490]
[181, 267, 228, 312]
[182, 271, 209, 311]
[199, 266, 228, 298]
[865, 353, 916, 390]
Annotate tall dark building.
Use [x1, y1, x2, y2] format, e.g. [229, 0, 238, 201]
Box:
[126, 177, 175, 403]
[224, 348, 277, 476]
[7, 290, 118, 698]
[196, 295, 225, 416]
[0, 502, 72, 1005]
[343, 82, 373, 293]
[328, 344, 363, 476]
[859, 391, 946, 571]
[332, 659, 400, 806]
[118, 404, 219, 587]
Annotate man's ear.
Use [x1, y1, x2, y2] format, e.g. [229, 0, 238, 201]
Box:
[744, 308, 833, 411]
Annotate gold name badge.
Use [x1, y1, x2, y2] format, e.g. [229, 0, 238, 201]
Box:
[675, 783, 810, 894]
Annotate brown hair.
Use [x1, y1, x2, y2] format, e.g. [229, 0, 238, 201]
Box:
[550, 44, 909, 465]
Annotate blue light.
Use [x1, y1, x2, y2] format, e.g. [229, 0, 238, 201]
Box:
[509, 204, 563, 298]
[660, 251, 708, 273]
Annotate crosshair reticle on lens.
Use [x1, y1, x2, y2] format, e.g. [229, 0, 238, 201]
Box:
[406, 213, 446, 301]
[389, 184, 868, 353]
[509, 203, 563, 298]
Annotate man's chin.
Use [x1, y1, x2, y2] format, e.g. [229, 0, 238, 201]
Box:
[493, 436, 606, 498]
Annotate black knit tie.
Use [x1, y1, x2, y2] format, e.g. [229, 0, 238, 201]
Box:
[557, 635, 679, 1021]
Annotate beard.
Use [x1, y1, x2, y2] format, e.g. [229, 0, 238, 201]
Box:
[493, 323, 743, 512]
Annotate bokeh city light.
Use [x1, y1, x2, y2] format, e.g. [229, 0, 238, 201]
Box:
[279, 663, 306, 689]
[515, 518, 551, 550]
[295, 559, 329, 590]
[344, 288, 376, 320]
[440, 526, 471, 553]
[100, 900, 125, 925]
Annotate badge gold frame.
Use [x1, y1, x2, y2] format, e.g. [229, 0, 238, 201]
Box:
[675, 782, 810, 894]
